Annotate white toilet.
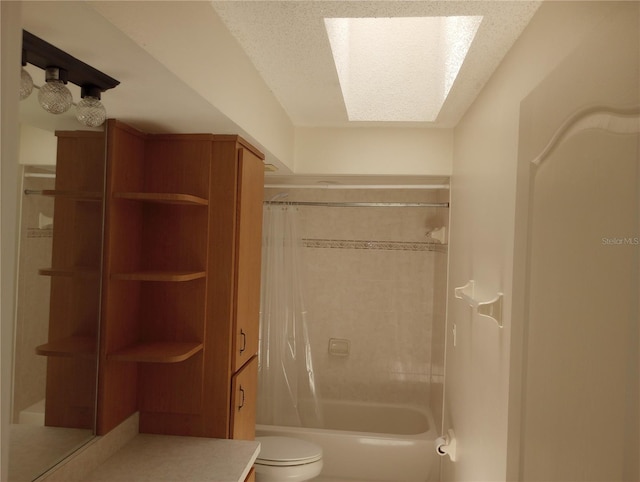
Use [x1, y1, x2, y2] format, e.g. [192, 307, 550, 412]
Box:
[254, 436, 323, 481]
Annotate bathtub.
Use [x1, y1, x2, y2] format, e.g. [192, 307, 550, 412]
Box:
[256, 400, 439, 481]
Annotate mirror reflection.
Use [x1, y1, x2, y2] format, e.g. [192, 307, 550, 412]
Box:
[10, 89, 104, 481]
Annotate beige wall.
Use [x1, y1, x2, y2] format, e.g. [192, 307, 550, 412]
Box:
[521, 127, 637, 481]
[19, 125, 56, 166]
[445, 2, 639, 481]
[294, 127, 453, 176]
[91, 1, 295, 170]
[83, 3, 454, 178]
[516, 2, 639, 480]
[1, 2, 23, 480]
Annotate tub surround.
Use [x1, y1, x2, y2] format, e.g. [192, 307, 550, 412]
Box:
[262, 186, 448, 432]
[81, 434, 259, 482]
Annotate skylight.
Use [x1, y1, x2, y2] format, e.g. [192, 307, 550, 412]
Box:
[324, 16, 483, 122]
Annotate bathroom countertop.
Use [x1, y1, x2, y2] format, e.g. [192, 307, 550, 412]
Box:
[82, 434, 260, 482]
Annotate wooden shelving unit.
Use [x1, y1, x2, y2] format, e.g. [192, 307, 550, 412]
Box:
[107, 341, 204, 363]
[35, 336, 96, 358]
[38, 267, 99, 278]
[33, 121, 264, 447]
[110, 271, 206, 282]
[95, 121, 264, 443]
[113, 192, 208, 205]
[98, 121, 212, 435]
[37, 189, 103, 201]
[35, 130, 105, 430]
[206, 137, 264, 440]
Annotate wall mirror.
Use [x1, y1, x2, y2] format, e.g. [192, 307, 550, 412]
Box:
[8, 63, 105, 481]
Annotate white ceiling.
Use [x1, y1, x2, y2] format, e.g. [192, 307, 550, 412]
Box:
[18, 1, 541, 173]
[211, 1, 541, 128]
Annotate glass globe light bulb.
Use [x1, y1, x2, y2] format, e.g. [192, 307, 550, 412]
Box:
[38, 79, 73, 114]
[20, 68, 34, 100]
[76, 96, 107, 127]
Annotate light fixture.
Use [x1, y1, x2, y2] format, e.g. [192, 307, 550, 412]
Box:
[76, 85, 107, 128]
[20, 30, 119, 127]
[20, 51, 33, 100]
[38, 67, 73, 114]
[20, 67, 33, 100]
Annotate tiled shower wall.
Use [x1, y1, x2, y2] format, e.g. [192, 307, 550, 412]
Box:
[263, 187, 448, 428]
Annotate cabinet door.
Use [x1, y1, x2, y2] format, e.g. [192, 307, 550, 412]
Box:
[244, 468, 256, 482]
[230, 355, 258, 440]
[233, 148, 264, 372]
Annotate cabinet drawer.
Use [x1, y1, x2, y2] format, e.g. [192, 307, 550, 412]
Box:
[230, 356, 258, 440]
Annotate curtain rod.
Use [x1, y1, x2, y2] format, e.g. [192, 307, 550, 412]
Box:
[264, 184, 449, 190]
[24, 172, 56, 179]
[264, 201, 449, 208]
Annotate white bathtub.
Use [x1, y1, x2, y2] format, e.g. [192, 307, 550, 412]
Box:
[256, 400, 439, 482]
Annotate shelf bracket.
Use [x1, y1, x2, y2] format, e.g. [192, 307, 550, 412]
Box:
[454, 280, 503, 328]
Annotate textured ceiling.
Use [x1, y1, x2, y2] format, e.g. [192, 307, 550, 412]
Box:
[18, 0, 541, 176]
[212, 1, 541, 128]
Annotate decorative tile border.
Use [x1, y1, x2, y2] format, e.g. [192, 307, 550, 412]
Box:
[302, 238, 447, 253]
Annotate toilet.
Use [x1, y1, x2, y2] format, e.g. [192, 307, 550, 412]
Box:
[254, 436, 323, 482]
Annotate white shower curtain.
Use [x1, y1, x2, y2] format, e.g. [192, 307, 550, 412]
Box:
[257, 204, 322, 427]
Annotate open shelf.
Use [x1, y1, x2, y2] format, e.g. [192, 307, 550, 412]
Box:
[36, 336, 97, 358]
[37, 189, 103, 201]
[113, 192, 208, 206]
[39, 267, 100, 278]
[107, 341, 204, 363]
[110, 271, 206, 282]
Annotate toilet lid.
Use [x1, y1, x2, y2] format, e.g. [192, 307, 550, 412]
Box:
[256, 436, 322, 466]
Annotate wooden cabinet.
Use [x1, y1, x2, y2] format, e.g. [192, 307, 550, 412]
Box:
[97, 121, 264, 441]
[36, 131, 105, 429]
[233, 150, 263, 373]
[244, 468, 256, 482]
[230, 356, 258, 440]
[207, 137, 264, 440]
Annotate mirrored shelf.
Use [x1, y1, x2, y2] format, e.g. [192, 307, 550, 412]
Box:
[35, 335, 97, 358]
[26, 189, 103, 201]
[38, 267, 100, 278]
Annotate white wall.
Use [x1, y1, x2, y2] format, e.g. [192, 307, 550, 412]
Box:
[91, 1, 296, 171]
[444, 2, 635, 480]
[294, 127, 453, 175]
[91, 3, 454, 178]
[515, 2, 639, 480]
[19, 124, 56, 166]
